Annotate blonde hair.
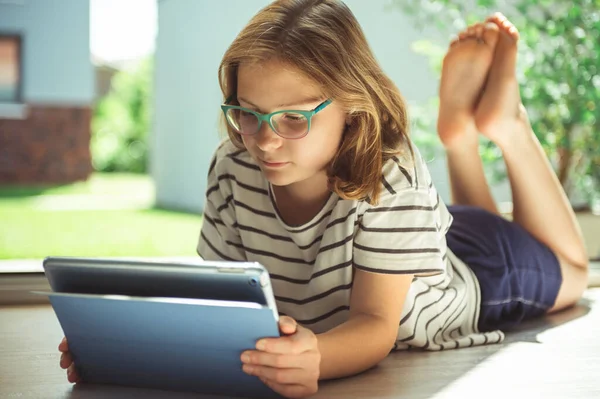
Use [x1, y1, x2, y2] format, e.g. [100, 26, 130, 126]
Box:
[218, 0, 412, 205]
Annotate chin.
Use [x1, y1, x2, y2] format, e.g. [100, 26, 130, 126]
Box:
[262, 170, 297, 187]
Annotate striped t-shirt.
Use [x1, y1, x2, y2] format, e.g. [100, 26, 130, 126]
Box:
[197, 139, 504, 350]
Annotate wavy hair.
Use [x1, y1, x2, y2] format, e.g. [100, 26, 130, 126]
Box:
[218, 0, 412, 205]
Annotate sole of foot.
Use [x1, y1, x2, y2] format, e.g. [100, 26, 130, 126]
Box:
[437, 21, 501, 149]
[473, 13, 524, 147]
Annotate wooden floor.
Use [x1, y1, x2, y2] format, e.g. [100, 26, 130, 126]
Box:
[1, 289, 599, 399]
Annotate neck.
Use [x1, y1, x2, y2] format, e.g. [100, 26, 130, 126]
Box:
[277, 172, 330, 204]
[271, 172, 332, 226]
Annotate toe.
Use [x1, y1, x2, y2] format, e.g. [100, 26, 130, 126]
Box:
[503, 20, 520, 40]
[486, 12, 519, 41]
[458, 31, 470, 40]
[460, 24, 482, 41]
[474, 23, 484, 39]
[487, 12, 507, 24]
[481, 22, 500, 46]
[500, 19, 512, 30]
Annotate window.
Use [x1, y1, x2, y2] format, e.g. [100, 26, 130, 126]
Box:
[0, 33, 22, 104]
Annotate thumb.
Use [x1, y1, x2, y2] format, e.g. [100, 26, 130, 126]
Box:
[278, 316, 297, 335]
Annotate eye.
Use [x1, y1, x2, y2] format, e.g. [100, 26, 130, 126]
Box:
[238, 110, 257, 121]
[282, 113, 305, 122]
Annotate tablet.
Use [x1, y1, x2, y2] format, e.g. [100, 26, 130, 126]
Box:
[42, 256, 279, 321]
[39, 257, 283, 398]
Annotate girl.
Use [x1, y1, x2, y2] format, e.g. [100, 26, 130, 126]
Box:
[59, 1, 589, 398]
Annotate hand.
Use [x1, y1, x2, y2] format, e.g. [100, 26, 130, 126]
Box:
[58, 337, 81, 383]
[241, 316, 321, 398]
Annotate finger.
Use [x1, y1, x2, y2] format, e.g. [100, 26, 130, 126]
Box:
[256, 335, 295, 354]
[257, 326, 316, 355]
[241, 350, 310, 369]
[59, 352, 74, 369]
[66, 364, 81, 384]
[256, 336, 307, 355]
[58, 337, 69, 353]
[260, 377, 317, 399]
[278, 316, 297, 335]
[243, 364, 306, 385]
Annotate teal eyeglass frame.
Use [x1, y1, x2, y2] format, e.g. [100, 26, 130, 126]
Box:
[220, 96, 333, 139]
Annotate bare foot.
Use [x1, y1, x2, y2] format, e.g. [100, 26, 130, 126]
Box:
[474, 13, 525, 148]
[437, 21, 500, 149]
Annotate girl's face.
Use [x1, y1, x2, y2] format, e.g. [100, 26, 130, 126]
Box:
[237, 59, 347, 190]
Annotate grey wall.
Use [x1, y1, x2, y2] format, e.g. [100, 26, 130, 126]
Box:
[0, 0, 94, 105]
[153, 0, 511, 213]
[153, 0, 264, 213]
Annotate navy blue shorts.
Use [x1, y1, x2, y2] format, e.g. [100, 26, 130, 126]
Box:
[446, 205, 563, 332]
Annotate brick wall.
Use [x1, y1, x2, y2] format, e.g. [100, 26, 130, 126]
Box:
[0, 105, 92, 184]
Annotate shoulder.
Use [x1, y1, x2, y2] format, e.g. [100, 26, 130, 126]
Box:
[369, 141, 435, 206]
[209, 139, 258, 177]
[205, 139, 268, 202]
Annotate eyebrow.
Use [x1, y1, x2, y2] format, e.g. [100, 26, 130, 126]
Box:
[237, 96, 325, 111]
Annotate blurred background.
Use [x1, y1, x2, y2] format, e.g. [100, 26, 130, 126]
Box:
[0, 0, 598, 265]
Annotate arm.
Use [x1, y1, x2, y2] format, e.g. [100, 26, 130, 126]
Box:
[242, 150, 444, 396]
[316, 148, 447, 379]
[317, 269, 413, 380]
[240, 269, 414, 398]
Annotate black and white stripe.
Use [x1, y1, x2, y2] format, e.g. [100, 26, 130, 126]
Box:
[197, 140, 504, 349]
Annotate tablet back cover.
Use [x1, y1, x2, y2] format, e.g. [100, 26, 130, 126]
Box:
[48, 292, 282, 399]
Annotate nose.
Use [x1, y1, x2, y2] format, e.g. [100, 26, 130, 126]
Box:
[254, 122, 283, 152]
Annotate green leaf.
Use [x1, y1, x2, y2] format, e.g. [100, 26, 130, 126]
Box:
[388, 0, 600, 206]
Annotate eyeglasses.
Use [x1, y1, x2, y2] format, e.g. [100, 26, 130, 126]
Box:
[221, 98, 332, 140]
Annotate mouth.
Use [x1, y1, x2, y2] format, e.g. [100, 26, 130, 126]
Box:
[260, 159, 289, 168]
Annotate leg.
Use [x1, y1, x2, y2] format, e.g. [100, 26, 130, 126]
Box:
[445, 124, 498, 215]
[437, 22, 500, 214]
[447, 205, 563, 331]
[475, 14, 589, 312]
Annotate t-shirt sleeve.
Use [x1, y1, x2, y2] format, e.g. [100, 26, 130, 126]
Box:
[353, 153, 449, 276]
[196, 151, 246, 262]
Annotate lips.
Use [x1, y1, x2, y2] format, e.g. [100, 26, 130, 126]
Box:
[260, 159, 289, 167]
[262, 160, 286, 164]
